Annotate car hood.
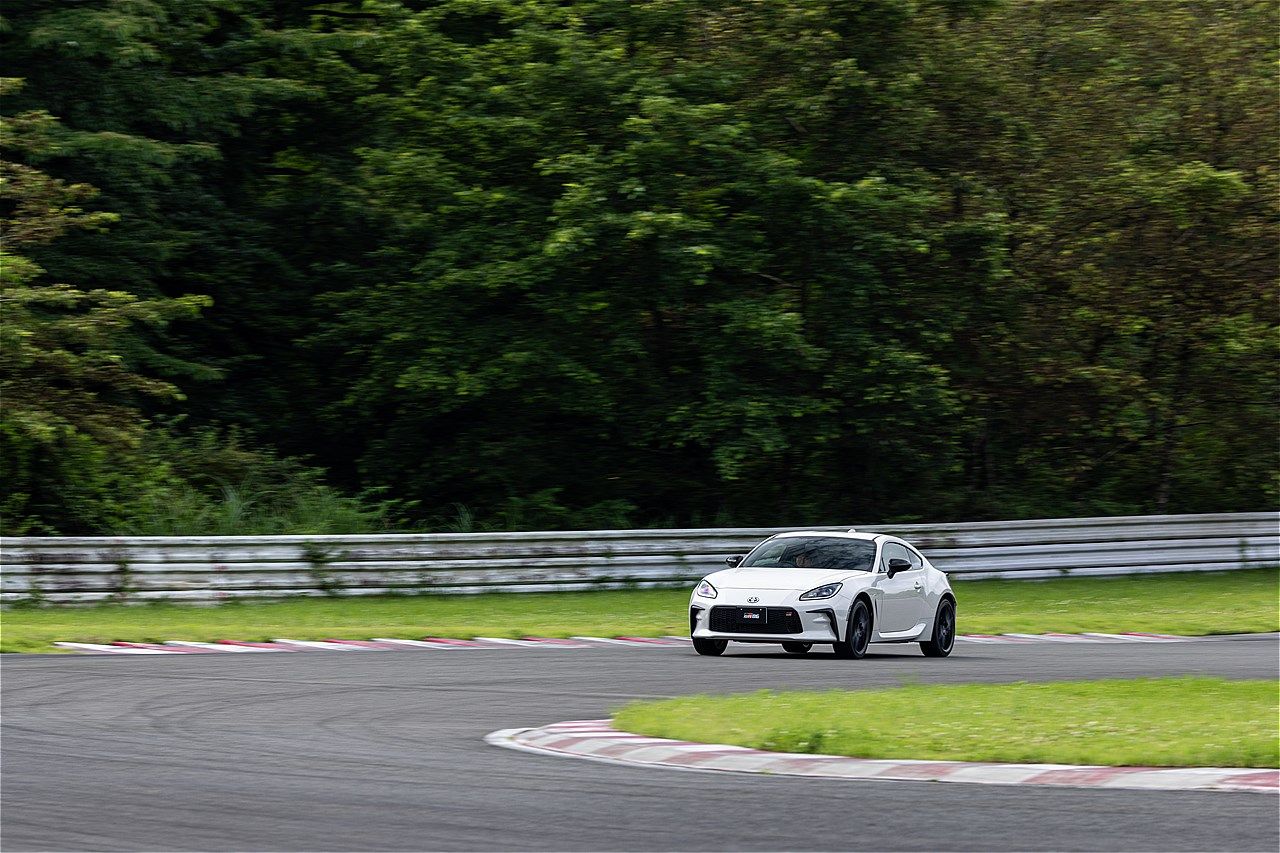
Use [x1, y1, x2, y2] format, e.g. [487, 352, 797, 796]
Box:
[710, 567, 851, 591]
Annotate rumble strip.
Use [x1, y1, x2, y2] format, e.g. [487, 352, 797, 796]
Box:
[485, 719, 1279, 794]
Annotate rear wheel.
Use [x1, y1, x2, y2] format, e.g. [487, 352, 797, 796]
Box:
[781, 642, 812, 654]
[832, 600, 871, 659]
[692, 637, 728, 656]
[920, 599, 955, 658]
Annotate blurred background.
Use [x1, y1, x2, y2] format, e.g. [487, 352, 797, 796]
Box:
[2, 0, 1276, 537]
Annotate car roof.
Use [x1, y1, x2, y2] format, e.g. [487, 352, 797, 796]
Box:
[769, 530, 882, 543]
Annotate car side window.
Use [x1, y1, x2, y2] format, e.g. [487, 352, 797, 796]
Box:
[906, 547, 924, 570]
[881, 543, 908, 573]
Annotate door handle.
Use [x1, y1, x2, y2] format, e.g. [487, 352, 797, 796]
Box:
[912, 583, 923, 591]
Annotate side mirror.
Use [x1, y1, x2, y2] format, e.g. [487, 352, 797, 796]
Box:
[726, 555, 743, 568]
[886, 558, 911, 578]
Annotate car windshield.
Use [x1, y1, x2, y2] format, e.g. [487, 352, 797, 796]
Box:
[740, 536, 876, 572]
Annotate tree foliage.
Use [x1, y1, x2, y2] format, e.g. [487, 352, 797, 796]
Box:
[1, 81, 208, 530]
[1, 0, 1275, 534]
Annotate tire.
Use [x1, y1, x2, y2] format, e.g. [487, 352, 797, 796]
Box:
[920, 599, 956, 658]
[692, 637, 728, 656]
[832, 599, 871, 659]
[782, 642, 812, 654]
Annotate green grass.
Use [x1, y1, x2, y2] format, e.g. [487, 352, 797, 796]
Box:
[0, 588, 691, 653]
[1, 568, 1276, 653]
[953, 567, 1278, 636]
[613, 677, 1280, 768]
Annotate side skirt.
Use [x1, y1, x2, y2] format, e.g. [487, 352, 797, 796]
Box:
[875, 622, 927, 642]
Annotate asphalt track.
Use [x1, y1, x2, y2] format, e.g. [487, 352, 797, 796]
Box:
[3, 637, 1277, 852]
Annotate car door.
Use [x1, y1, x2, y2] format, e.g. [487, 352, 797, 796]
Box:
[876, 542, 928, 633]
[902, 544, 933, 627]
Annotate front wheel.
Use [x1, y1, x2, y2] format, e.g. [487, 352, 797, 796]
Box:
[781, 642, 812, 654]
[832, 600, 871, 659]
[920, 599, 956, 658]
[692, 637, 728, 656]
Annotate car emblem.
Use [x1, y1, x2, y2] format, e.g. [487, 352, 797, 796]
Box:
[747, 596, 759, 603]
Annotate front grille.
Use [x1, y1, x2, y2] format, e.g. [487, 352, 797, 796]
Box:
[709, 606, 803, 634]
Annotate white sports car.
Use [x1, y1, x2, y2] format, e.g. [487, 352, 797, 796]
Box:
[689, 530, 956, 658]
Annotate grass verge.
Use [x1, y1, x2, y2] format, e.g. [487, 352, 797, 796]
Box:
[613, 677, 1280, 768]
[1, 568, 1276, 653]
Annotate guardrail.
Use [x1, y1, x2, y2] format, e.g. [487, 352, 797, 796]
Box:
[1, 512, 1276, 604]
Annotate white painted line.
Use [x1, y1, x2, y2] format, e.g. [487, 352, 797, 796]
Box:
[472, 637, 566, 647]
[370, 638, 458, 650]
[270, 639, 367, 651]
[164, 641, 272, 652]
[1004, 633, 1088, 643]
[1082, 632, 1167, 642]
[615, 636, 687, 645]
[1041, 633, 1103, 642]
[421, 637, 501, 648]
[110, 642, 206, 652]
[53, 642, 174, 655]
[570, 636, 661, 647]
[321, 639, 404, 650]
[519, 637, 593, 647]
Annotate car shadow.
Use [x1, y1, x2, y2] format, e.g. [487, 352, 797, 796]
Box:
[705, 647, 976, 662]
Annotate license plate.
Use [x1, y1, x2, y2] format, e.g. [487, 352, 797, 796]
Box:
[740, 608, 766, 622]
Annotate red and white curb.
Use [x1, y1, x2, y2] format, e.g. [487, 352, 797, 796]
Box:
[50, 636, 694, 654]
[49, 631, 1229, 654]
[486, 719, 1279, 794]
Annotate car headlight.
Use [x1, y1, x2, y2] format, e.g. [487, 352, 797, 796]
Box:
[695, 579, 718, 599]
[798, 582, 842, 600]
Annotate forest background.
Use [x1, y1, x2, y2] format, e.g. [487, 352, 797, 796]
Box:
[2, 0, 1276, 535]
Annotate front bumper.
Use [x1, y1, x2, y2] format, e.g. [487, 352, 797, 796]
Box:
[689, 600, 842, 642]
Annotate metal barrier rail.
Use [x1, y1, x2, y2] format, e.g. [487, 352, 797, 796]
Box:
[2, 512, 1276, 604]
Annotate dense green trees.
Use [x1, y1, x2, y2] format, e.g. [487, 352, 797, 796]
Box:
[1, 81, 205, 531]
[2, 0, 1275, 534]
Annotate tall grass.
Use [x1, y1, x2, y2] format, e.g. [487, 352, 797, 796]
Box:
[112, 425, 393, 536]
[127, 484, 389, 536]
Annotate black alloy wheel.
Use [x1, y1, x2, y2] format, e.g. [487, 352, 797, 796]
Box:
[920, 599, 955, 658]
[692, 637, 728, 656]
[832, 600, 871, 659]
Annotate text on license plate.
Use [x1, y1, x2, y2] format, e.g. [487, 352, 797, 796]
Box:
[740, 608, 766, 621]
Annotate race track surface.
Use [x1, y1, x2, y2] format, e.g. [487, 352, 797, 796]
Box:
[3, 636, 1277, 852]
